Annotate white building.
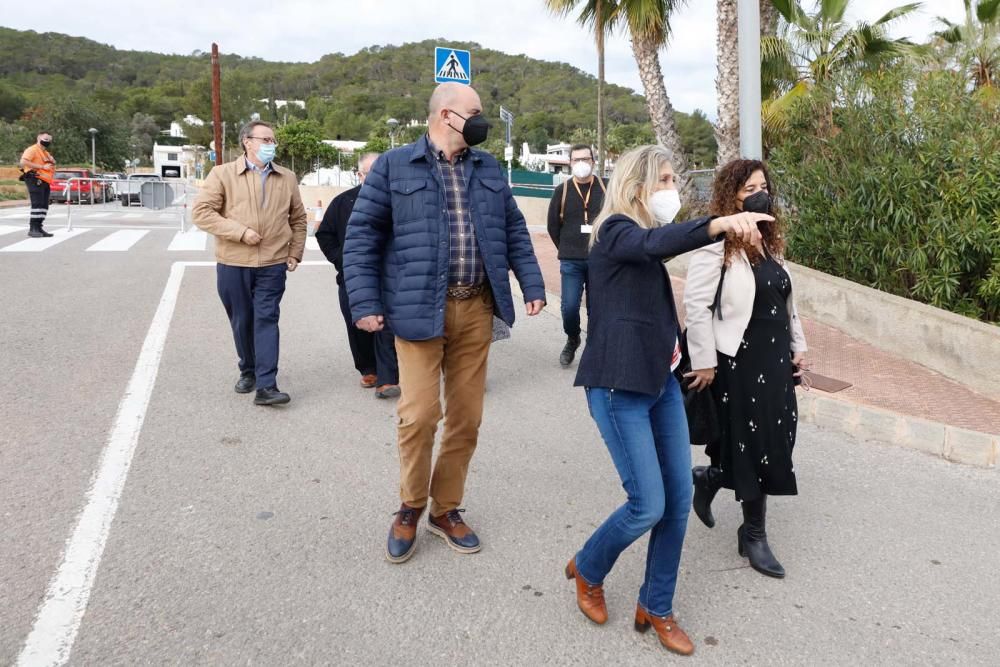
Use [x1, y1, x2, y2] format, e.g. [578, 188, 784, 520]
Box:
[520, 142, 574, 174]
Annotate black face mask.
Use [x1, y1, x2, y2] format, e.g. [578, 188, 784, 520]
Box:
[448, 110, 490, 147]
[40, 140, 52, 148]
[742, 189, 772, 215]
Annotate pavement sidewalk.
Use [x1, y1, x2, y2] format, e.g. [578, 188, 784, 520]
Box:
[528, 231, 1000, 468]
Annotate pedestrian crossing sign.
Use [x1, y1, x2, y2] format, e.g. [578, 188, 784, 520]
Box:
[435, 47, 471, 85]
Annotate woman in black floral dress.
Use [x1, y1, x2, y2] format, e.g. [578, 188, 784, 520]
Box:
[682, 160, 808, 578]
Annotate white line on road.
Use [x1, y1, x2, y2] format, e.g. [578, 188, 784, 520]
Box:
[0, 224, 25, 236]
[15, 260, 330, 665]
[0, 228, 90, 253]
[15, 263, 187, 667]
[306, 237, 319, 251]
[122, 213, 142, 219]
[85, 230, 150, 252]
[84, 213, 113, 219]
[167, 230, 207, 252]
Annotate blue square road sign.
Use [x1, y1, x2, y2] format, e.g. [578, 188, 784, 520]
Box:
[435, 47, 471, 85]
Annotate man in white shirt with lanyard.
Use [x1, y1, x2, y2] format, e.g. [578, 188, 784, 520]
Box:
[546, 144, 607, 367]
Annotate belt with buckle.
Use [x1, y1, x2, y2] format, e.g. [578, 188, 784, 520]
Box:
[447, 283, 487, 300]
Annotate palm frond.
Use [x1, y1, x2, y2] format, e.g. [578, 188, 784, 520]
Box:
[872, 2, 922, 28]
[978, 0, 1000, 25]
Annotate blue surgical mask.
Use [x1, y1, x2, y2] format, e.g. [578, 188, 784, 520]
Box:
[256, 143, 276, 164]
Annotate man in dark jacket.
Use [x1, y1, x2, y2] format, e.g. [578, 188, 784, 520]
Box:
[546, 144, 606, 367]
[343, 82, 546, 564]
[315, 153, 399, 398]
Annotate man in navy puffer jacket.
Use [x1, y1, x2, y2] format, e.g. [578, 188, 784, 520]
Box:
[344, 83, 546, 563]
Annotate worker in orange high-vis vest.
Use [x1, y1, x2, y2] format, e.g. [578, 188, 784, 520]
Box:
[19, 131, 56, 238]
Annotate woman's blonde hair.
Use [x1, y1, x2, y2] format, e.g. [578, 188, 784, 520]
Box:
[589, 144, 674, 248]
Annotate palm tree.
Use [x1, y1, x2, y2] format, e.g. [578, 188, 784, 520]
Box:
[934, 0, 1000, 90]
[547, 0, 692, 195]
[545, 0, 616, 177]
[716, 0, 784, 166]
[618, 0, 692, 195]
[761, 0, 923, 136]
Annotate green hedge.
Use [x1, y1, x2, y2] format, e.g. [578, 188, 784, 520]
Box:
[771, 68, 1000, 323]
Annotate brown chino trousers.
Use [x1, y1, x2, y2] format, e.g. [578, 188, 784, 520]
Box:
[394, 290, 494, 518]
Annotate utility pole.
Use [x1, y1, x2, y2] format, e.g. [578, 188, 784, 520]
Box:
[211, 43, 223, 166]
[737, 0, 763, 159]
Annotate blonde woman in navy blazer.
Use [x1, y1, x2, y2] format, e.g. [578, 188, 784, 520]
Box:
[565, 146, 773, 656]
[684, 159, 808, 579]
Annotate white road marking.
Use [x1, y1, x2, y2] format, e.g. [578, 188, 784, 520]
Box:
[167, 230, 207, 252]
[15, 262, 186, 667]
[0, 224, 25, 236]
[15, 260, 332, 665]
[122, 213, 142, 219]
[0, 228, 90, 253]
[84, 213, 113, 219]
[85, 230, 150, 252]
[306, 237, 319, 251]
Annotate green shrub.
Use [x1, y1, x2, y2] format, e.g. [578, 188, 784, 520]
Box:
[771, 67, 1000, 323]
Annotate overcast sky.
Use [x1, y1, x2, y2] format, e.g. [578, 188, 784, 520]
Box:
[3, 1, 966, 116]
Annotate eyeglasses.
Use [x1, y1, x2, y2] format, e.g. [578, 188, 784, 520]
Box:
[248, 136, 278, 145]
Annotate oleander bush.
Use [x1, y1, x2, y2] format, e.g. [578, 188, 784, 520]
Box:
[771, 67, 1000, 323]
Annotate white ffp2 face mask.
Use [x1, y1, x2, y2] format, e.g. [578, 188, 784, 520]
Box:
[571, 161, 593, 179]
[649, 189, 682, 224]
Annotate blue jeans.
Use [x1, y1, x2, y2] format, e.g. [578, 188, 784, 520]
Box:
[216, 262, 287, 390]
[559, 259, 588, 338]
[577, 374, 693, 617]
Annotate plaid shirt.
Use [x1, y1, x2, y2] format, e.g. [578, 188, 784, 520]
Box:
[428, 140, 485, 286]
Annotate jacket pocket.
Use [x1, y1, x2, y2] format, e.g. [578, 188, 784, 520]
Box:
[477, 178, 506, 193]
[389, 178, 430, 222]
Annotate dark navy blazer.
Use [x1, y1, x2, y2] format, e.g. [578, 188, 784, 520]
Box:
[574, 214, 719, 396]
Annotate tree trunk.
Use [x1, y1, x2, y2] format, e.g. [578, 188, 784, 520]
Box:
[760, 0, 780, 38]
[597, 24, 606, 178]
[629, 32, 692, 199]
[715, 0, 741, 167]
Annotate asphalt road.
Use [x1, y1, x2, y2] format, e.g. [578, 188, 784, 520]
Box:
[1, 233, 997, 666]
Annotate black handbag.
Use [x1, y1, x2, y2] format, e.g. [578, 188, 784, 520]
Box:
[673, 263, 727, 446]
[674, 330, 721, 446]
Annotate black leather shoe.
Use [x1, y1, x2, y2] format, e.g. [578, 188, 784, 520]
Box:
[692, 466, 723, 528]
[559, 335, 581, 367]
[738, 497, 785, 578]
[254, 387, 290, 406]
[38, 228, 53, 237]
[234, 372, 255, 394]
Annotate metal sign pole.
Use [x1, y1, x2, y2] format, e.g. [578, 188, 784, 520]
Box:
[500, 106, 515, 188]
[737, 0, 763, 159]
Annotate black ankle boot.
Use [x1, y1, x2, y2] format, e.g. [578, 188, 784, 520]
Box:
[692, 465, 723, 528]
[559, 335, 581, 367]
[738, 496, 785, 578]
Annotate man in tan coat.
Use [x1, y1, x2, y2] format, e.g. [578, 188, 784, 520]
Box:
[192, 120, 307, 405]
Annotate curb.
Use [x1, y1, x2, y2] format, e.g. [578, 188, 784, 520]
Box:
[796, 390, 998, 470]
[0, 199, 29, 209]
[514, 279, 998, 470]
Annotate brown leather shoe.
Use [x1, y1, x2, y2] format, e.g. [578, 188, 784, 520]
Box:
[360, 374, 377, 388]
[386, 504, 425, 564]
[564, 557, 608, 624]
[634, 604, 694, 656]
[427, 509, 481, 553]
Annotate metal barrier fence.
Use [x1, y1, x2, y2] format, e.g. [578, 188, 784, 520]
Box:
[59, 176, 195, 232]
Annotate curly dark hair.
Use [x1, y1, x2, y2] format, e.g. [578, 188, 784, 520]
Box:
[709, 159, 785, 266]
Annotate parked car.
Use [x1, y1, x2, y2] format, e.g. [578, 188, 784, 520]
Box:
[49, 169, 113, 204]
[118, 173, 163, 206]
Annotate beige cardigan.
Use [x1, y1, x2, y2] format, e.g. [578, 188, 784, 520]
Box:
[684, 241, 807, 371]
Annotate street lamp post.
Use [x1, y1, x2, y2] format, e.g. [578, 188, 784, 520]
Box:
[387, 118, 400, 149]
[88, 128, 98, 171]
[736, 0, 763, 159]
